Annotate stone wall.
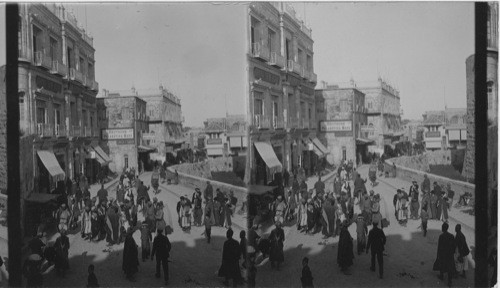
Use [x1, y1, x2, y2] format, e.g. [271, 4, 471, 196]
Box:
[463, 55, 475, 182]
[0, 66, 5, 194]
[384, 159, 475, 200]
[391, 150, 452, 172]
[167, 166, 247, 210]
[172, 157, 237, 179]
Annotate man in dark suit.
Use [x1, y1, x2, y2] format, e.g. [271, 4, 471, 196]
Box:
[151, 229, 172, 285]
[366, 222, 386, 279]
[433, 222, 456, 287]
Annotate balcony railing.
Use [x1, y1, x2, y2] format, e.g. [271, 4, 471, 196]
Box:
[34, 51, 43, 66]
[83, 126, 92, 137]
[301, 68, 311, 80]
[251, 42, 270, 61]
[293, 61, 302, 75]
[70, 125, 81, 137]
[272, 116, 285, 129]
[269, 52, 285, 68]
[37, 123, 54, 137]
[287, 60, 294, 73]
[34, 51, 52, 69]
[74, 69, 84, 83]
[55, 124, 67, 137]
[288, 117, 299, 129]
[69, 68, 76, 80]
[310, 72, 317, 83]
[253, 114, 271, 129]
[51, 61, 67, 77]
[18, 48, 30, 62]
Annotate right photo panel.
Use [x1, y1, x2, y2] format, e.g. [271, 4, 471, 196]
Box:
[245, 2, 494, 287]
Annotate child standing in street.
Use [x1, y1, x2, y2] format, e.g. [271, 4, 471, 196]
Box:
[87, 264, 99, 287]
[301, 257, 314, 288]
[140, 221, 152, 261]
[420, 205, 429, 237]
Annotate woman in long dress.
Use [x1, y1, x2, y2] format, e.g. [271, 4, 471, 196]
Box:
[297, 198, 308, 232]
[81, 206, 92, 241]
[337, 221, 354, 274]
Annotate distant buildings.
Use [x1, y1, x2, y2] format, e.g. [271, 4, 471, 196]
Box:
[97, 93, 150, 173]
[203, 115, 247, 158]
[247, 2, 319, 184]
[421, 108, 467, 151]
[315, 85, 368, 167]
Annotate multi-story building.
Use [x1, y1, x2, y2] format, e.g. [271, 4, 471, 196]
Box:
[203, 115, 247, 158]
[356, 78, 402, 155]
[247, 2, 318, 185]
[106, 86, 184, 164]
[97, 91, 151, 173]
[315, 85, 369, 167]
[17, 3, 105, 237]
[421, 108, 467, 151]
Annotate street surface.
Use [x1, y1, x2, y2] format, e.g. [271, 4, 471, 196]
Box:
[42, 172, 244, 287]
[255, 165, 475, 287]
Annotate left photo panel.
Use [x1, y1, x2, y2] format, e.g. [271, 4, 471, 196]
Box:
[8, 3, 249, 287]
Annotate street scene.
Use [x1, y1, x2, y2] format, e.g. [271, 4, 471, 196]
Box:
[246, 2, 496, 288]
[0, 2, 497, 288]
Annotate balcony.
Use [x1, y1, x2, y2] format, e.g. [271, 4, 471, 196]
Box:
[83, 76, 92, 88]
[74, 69, 84, 83]
[293, 61, 302, 75]
[268, 52, 285, 68]
[69, 68, 76, 80]
[37, 123, 53, 137]
[18, 48, 30, 62]
[83, 126, 92, 137]
[34, 51, 52, 69]
[425, 131, 441, 138]
[272, 116, 285, 129]
[286, 60, 294, 73]
[70, 125, 81, 137]
[310, 72, 317, 83]
[301, 68, 311, 80]
[93, 128, 100, 137]
[251, 42, 270, 61]
[253, 114, 271, 129]
[287, 117, 299, 129]
[50, 61, 68, 77]
[55, 124, 67, 137]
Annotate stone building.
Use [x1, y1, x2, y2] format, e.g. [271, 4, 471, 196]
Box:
[356, 78, 402, 155]
[203, 115, 247, 158]
[421, 108, 467, 151]
[315, 85, 369, 167]
[97, 92, 150, 173]
[15, 3, 106, 237]
[247, 2, 321, 185]
[463, 2, 498, 183]
[104, 86, 184, 164]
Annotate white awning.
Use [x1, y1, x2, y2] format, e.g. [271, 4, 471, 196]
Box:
[37, 150, 65, 182]
[254, 142, 282, 173]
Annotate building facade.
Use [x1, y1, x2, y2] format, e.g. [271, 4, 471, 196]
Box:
[356, 78, 402, 155]
[247, 2, 320, 185]
[203, 115, 248, 158]
[97, 93, 150, 173]
[315, 86, 369, 167]
[463, 2, 498, 183]
[17, 3, 106, 236]
[421, 108, 467, 151]
[106, 86, 184, 163]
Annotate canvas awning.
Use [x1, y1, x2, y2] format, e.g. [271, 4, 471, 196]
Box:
[93, 145, 111, 163]
[37, 150, 65, 182]
[94, 152, 107, 165]
[24, 193, 59, 204]
[247, 185, 277, 195]
[356, 138, 375, 145]
[254, 142, 282, 173]
[138, 145, 156, 153]
[311, 138, 329, 155]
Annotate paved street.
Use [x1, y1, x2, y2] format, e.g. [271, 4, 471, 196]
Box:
[255, 165, 475, 287]
[41, 172, 244, 287]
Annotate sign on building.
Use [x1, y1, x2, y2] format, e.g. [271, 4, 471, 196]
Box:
[102, 128, 134, 140]
[320, 120, 352, 132]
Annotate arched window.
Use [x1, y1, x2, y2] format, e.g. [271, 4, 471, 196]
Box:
[124, 154, 129, 169]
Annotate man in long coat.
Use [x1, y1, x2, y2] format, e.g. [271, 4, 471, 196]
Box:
[409, 181, 420, 220]
[337, 221, 354, 274]
[433, 222, 456, 287]
[354, 174, 367, 200]
[454, 224, 470, 278]
[151, 229, 172, 285]
[106, 205, 120, 245]
[321, 198, 336, 238]
[355, 214, 368, 255]
[269, 222, 285, 270]
[218, 229, 241, 287]
[421, 174, 431, 194]
[204, 196, 216, 243]
[122, 228, 139, 282]
[204, 181, 214, 201]
[366, 222, 386, 279]
[314, 176, 325, 195]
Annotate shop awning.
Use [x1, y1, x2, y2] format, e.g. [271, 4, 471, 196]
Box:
[254, 142, 282, 173]
[25, 193, 59, 204]
[311, 138, 329, 155]
[93, 146, 111, 163]
[138, 145, 156, 153]
[356, 138, 375, 145]
[37, 150, 65, 182]
[94, 152, 107, 165]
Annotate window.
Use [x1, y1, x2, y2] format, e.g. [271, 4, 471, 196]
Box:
[18, 17, 22, 57]
[82, 110, 87, 127]
[488, 81, 494, 110]
[250, 17, 260, 50]
[297, 48, 304, 66]
[254, 97, 263, 116]
[306, 55, 312, 71]
[285, 38, 291, 61]
[37, 107, 46, 124]
[124, 155, 129, 169]
[272, 100, 278, 120]
[54, 103, 61, 125]
[49, 37, 57, 62]
[308, 107, 312, 121]
[268, 28, 276, 53]
[32, 25, 43, 56]
[88, 62, 94, 80]
[79, 57, 85, 74]
[67, 46, 74, 69]
[19, 92, 25, 122]
[342, 146, 347, 162]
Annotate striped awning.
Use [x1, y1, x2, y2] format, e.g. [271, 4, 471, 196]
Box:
[311, 138, 329, 155]
[92, 146, 111, 164]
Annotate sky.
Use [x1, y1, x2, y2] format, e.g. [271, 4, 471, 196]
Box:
[67, 3, 248, 127]
[290, 2, 474, 120]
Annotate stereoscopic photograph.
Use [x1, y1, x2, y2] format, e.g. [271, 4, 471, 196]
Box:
[0, 1, 497, 287]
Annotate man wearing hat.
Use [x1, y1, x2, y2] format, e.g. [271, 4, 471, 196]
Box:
[269, 221, 285, 270]
[366, 221, 386, 279]
[192, 188, 203, 226]
[151, 228, 171, 285]
[54, 229, 70, 277]
[57, 203, 72, 233]
[409, 180, 420, 220]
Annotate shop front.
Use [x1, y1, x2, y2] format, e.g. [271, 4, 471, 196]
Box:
[253, 141, 283, 185]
